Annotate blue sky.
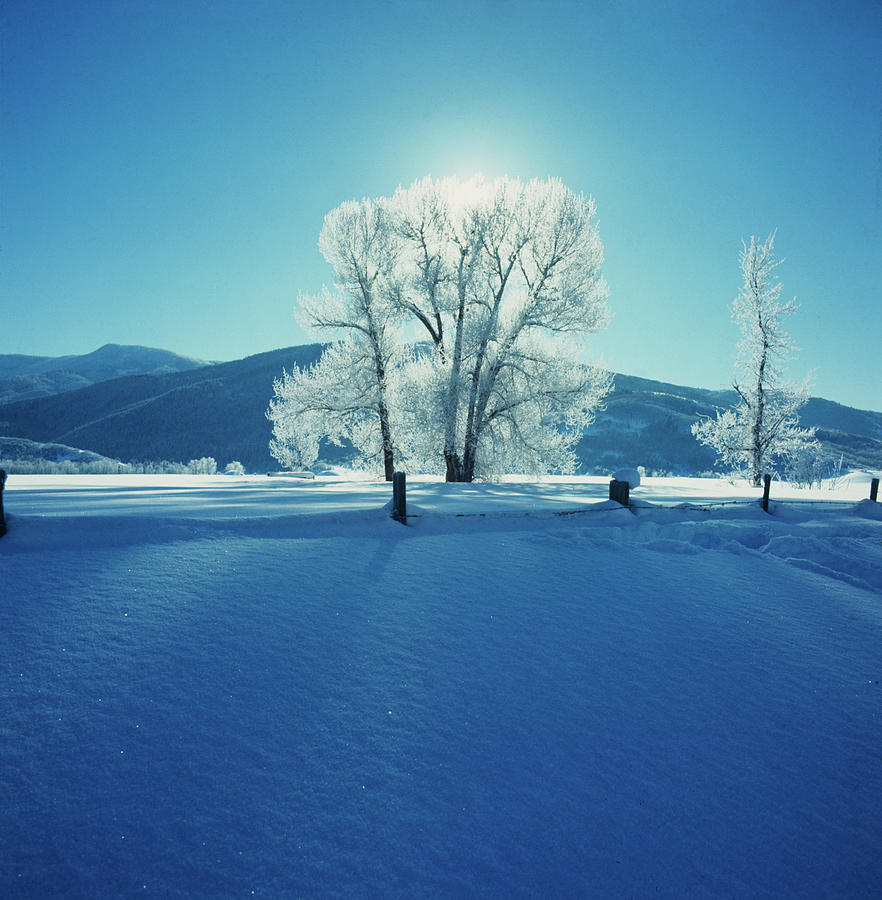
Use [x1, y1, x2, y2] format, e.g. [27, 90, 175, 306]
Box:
[2, 0, 880, 410]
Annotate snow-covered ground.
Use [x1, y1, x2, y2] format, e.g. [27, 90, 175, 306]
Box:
[2, 473, 881, 897]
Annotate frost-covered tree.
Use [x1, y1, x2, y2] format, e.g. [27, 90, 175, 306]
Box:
[286, 198, 402, 480]
[267, 340, 394, 473]
[389, 176, 611, 480]
[187, 456, 217, 474]
[269, 176, 611, 481]
[692, 233, 817, 485]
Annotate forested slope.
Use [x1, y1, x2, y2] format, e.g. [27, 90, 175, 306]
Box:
[0, 346, 323, 473]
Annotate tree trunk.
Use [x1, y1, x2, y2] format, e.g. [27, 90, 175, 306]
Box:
[444, 450, 464, 482]
[461, 435, 478, 482]
[382, 443, 395, 481]
[751, 338, 767, 487]
[378, 399, 395, 481]
[442, 254, 475, 482]
[363, 300, 396, 481]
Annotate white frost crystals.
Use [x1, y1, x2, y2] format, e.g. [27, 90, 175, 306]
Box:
[692, 232, 819, 486]
[268, 175, 612, 482]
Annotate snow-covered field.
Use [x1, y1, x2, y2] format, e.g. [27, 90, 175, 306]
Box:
[2, 473, 881, 898]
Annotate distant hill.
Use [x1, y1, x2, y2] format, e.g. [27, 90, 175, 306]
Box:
[577, 375, 882, 475]
[0, 345, 324, 473]
[0, 344, 207, 403]
[0, 344, 879, 475]
[0, 437, 120, 466]
[0, 370, 95, 404]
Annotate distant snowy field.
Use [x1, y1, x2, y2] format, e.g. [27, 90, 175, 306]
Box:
[2, 473, 881, 898]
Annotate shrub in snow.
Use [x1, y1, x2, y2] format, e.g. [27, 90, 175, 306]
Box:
[187, 457, 217, 475]
[0, 457, 131, 475]
[784, 444, 841, 489]
[614, 467, 641, 488]
[224, 461, 246, 475]
[128, 459, 188, 474]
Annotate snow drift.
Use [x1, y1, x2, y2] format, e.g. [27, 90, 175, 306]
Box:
[2, 474, 880, 898]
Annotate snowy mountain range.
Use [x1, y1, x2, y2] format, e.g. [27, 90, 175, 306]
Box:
[0, 344, 880, 475]
[0, 343, 207, 404]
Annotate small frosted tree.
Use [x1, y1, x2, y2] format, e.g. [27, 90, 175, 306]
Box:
[187, 456, 217, 474]
[692, 233, 817, 485]
[290, 198, 402, 480]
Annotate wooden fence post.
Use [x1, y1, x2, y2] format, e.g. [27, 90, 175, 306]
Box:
[761, 473, 772, 513]
[609, 479, 629, 506]
[392, 471, 406, 523]
[871, 477, 879, 503]
[0, 469, 7, 537]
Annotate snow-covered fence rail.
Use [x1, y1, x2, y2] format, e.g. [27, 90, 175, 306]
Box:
[0, 469, 7, 537]
[385, 472, 879, 523]
[758, 472, 877, 513]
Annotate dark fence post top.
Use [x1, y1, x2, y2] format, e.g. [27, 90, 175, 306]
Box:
[392, 471, 407, 523]
[609, 478, 629, 507]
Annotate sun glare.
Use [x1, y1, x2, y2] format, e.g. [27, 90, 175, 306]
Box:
[451, 172, 488, 207]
